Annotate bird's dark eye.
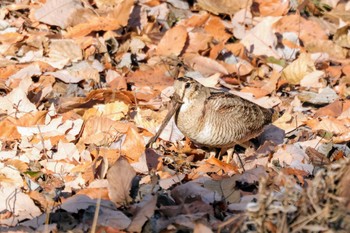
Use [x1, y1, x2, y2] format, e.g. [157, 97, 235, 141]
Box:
[185, 82, 191, 88]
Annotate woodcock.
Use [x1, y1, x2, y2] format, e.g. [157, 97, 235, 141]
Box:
[174, 77, 276, 171]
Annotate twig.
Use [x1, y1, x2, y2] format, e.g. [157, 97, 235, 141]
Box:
[146, 94, 182, 148]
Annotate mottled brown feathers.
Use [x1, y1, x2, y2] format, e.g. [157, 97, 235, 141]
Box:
[174, 77, 274, 149]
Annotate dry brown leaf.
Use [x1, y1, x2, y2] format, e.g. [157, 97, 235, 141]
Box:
[126, 64, 174, 92]
[0, 188, 42, 226]
[194, 223, 213, 233]
[80, 116, 125, 146]
[241, 87, 270, 98]
[181, 13, 210, 28]
[65, 0, 134, 38]
[273, 14, 328, 43]
[305, 40, 347, 60]
[273, 112, 307, 133]
[34, 0, 83, 29]
[76, 188, 110, 200]
[197, 0, 250, 15]
[300, 70, 325, 88]
[44, 39, 83, 69]
[127, 195, 157, 232]
[281, 53, 315, 85]
[0, 32, 24, 44]
[204, 176, 241, 203]
[273, 144, 313, 173]
[107, 157, 136, 206]
[206, 157, 239, 174]
[314, 100, 343, 118]
[184, 30, 212, 54]
[298, 87, 338, 105]
[305, 118, 348, 135]
[0, 111, 46, 140]
[93, 101, 129, 121]
[156, 25, 188, 56]
[58, 89, 133, 112]
[95, 0, 124, 9]
[281, 167, 309, 185]
[121, 126, 145, 162]
[253, 0, 290, 16]
[5, 160, 28, 173]
[204, 16, 231, 42]
[240, 17, 281, 58]
[183, 53, 228, 76]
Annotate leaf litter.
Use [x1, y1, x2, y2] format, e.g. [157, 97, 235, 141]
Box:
[0, 0, 350, 232]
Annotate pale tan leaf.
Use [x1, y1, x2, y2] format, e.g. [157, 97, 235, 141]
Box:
[204, 176, 241, 203]
[281, 53, 316, 85]
[194, 223, 213, 233]
[94, 101, 129, 121]
[183, 53, 228, 76]
[272, 144, 314, 174]
[240, 17, 281, 58]
[43, 39, 83, 69]
[0, 87, 37, 118]
[159, 173, 185, 190]
[52, 141, 80, 161]
[197, 0, 249, 15]
[80, 116, 126, 146]
[34, 0, 83, 29]
[300, 70, 325, 88]
[273, 112, 307, 133]
[306, 118, 348, 135]
[107, 157, 136, 206]
[298, 87, 338, 105]
[0, 188, 41, 226]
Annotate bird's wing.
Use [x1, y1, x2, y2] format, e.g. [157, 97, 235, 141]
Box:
[206, 92, 259, 112]
[205, 92, 273, 125]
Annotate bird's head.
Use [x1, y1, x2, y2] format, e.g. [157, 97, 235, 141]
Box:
[173, 77, 209, 102]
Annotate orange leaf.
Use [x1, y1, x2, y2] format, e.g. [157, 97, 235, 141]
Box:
[156, 25, 188, 56]
[204, 16, 231, 42]
[121, 126, 145, 162]
[206, 157, 239, 174]
[65, 0, 134, 38]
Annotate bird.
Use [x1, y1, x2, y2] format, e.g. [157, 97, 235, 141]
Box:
[173, 77, 276, 171]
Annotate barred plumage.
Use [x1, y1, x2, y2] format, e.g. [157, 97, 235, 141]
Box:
[174, 77, 275, 169]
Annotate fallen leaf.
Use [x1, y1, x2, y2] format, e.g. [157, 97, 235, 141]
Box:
[127, 194, 157, 232]
[34, 0, 83, 29]
[121, 126, 145, 162]
[156, 25, 188, 56]
[298, 86, 338, 105]
[107, 157, 136, 206]
[253, 0, 290, 16]
[204, 176, 241, 203]
[204, 16, 231, 42]
[241, 16, 281, 58]
[64, 0, 134, 38]
[273, 14, 328, 43]
[197, 0, 249, 15]
[281, 53, 316, 85]
[183, 53, 228, 76]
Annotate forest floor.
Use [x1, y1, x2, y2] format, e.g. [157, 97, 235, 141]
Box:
[0, 0, 350, 232]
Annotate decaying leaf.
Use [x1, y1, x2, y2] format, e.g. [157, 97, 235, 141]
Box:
[156, 25, 188, 56]
[107, 157, 136, 206]
[196, 0, 249, 15]
[34, 0, 83, 29]
[281, 53, 316, 85]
